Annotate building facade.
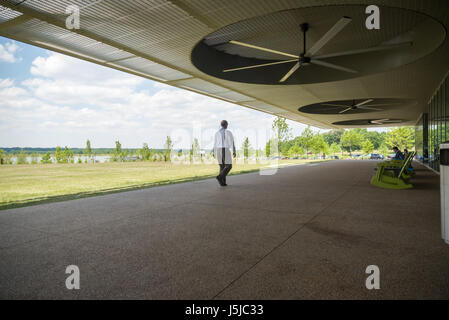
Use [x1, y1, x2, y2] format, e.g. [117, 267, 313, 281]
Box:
[416, 73, 449, 172]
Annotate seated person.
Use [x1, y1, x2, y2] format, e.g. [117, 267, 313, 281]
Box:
[374, 147, 405, 172]
[384, 147, 405, 176]
[403, 148, 414, 171]
[391, 147, 405, 160]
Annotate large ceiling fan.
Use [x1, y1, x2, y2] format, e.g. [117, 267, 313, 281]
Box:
[320, 99, 401, 114]
[223, 17, 412, 83]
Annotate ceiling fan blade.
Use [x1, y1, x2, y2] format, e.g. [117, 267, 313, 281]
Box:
[321, 103, 351, 108]
[358, 106, 383, 111]
[371, 119, 401, 124]
[355, 99, 374, 107]
[306, 17, 352, 56]
[321, 106, 350, 111]
[279, 62, 301, 83]
[229, 40, 299, 59]
[223, 59, 298, 73]
[313, 42, 413, 59]
[382, 120, 402, 123]
[339, 107, 353, 114]
[362, 103, 402, 107]
[311, 59, 358, 73]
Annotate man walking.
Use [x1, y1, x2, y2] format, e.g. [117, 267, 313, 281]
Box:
[213, 120, 236, 186]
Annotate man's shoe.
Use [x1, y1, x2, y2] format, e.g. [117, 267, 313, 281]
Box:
[216, 176, 225, 186]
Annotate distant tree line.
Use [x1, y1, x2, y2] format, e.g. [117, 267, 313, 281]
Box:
[261, 117, 415, 159]
[0, 136, 181, 165]
[0, 120, 415, 165]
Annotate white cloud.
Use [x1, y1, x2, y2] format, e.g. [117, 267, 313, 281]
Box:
[0, 41, 21, 63]
[1, 52, 308, 148]
[30, 52, 142, 86]
[0, 78, 14, 88]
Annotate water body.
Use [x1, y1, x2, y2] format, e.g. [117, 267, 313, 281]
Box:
[8, 155, 112, 165]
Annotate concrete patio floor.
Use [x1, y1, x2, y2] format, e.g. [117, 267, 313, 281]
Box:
[0, 160, 448, 299]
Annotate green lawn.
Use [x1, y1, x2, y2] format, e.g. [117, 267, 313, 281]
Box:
[0, 159, 318, 209]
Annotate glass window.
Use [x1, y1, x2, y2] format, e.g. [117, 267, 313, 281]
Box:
[444, 78, 449, 141]
[431, 99, 436, 168]
[427, 101, 433, 165]
[415, 115, 423, 162]
[442, 80, 446, 142]
[423, 113, 429, 163]
[429, 100, 432, 165]
[437, 86, 444, 146]
[437, 88, 441, 150]
[435, 98, 438, 170]
[432, 98, 437, 169]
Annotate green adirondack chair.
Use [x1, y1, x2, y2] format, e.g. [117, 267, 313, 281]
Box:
[380, 151, 416, 180]
[370, 152, 415, 189]
[379, 151, 415, 169]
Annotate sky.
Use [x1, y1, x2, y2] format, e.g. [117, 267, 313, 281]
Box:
[0, 37, 315, 150]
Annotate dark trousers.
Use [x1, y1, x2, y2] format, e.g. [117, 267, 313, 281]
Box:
[217, 148, 232, 183]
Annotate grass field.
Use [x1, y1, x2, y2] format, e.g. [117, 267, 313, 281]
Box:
[0, 159, 319, 209]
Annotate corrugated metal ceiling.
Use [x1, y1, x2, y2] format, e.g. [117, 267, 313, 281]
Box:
[0, 0, 448, 128]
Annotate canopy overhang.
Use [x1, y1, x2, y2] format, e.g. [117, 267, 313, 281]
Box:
[1, 0, 448, 129]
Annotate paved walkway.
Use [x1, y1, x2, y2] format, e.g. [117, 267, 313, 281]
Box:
[0, 160, 448, 299]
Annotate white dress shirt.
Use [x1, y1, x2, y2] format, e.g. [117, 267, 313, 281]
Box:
[214, 128, 236, 154]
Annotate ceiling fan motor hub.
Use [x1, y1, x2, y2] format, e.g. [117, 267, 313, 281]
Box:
[300, 23, 309, 32]
[300, 55, 311, 63]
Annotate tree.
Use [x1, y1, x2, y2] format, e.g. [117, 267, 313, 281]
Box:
[265, 140, 270, 158]
[272, 116, 291, 153]
[265, 139, 279, 158]
[280, 142, 291, 156]
[63, 146, 74, 163]
[242, 137, 251, 162]
[191, 138, 200, 162]
[16, 149, 27, 165]
[55, 146, 64, 163]
[341, 129, 364, 156]
[322, 129, 344, 146]
[379, 144, 390, 156]
[255, 149, 263, 161]
[120, 149, 128, 162]
[31, 153, 39, 164]
[85, 139, 92, 158]
[272, 116, 291, 142]
[288, 145, 304, 158]
[164, 136, 173, 162]
[362, 140, 374, 154]
[115, 140, 122, 154]
[41, 152, 52, 164]
[365, 131, 386, 150]
[138, 143, 152, 161]
[384, 127, 415, 151]
[311, 134, 329, 156]
[298, 126, 315, 158]
[0, 149, 5, 165]
[113, 140, 122, 162]
[329, 143, 342, 156]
